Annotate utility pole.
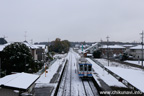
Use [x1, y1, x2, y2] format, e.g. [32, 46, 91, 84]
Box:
[106, 36, 110, 66]
[140, 31, 144, 67]
[30, 39, 33, 44]
[24, 31, 27, 41]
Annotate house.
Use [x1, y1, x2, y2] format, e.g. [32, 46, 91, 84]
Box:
[80, 43, 99, 57]
[0, 72, 39, 96]
[84, 43, 99, 54]
[0, 43, 10, 63]
[100, 45, 126, 58]
[34, 44, 48, 62]
[0, 38, 7, 45]
[23, 41, 38, 61]
[0, 45, 7, 52]
[128, 45, 144, 60]
[0, 41, 48, 62]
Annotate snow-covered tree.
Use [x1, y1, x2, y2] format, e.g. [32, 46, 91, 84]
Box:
[2, 42, 35, 74]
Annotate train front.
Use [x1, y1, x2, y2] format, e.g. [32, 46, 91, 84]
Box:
[78, 58, 92, 78]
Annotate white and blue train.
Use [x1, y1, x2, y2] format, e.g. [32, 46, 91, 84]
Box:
[78, 58, 92, 78]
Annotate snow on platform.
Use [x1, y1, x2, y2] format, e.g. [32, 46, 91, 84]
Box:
[87, 58, 126, 88]
[107, 67, 144, 92]
[36, 58, 65, 84]
[124, 60, 142, 66]
[0, 72, 39, 90]
[35, 55, 67, 96]
[94, 59, 144, 92]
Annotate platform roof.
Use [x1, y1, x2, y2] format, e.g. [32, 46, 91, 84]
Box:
[0, 73, 39, 90]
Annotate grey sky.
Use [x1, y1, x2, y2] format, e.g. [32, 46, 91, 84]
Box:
[0, 0, 144, 43]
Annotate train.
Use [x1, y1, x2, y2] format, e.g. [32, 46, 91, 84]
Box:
[77, 58, 92, 78]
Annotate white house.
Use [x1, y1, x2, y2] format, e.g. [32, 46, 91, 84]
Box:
[84, 43, 99, 54]
[128, 45, 144, 59]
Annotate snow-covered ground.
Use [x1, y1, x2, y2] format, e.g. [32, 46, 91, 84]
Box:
[124, 60, 142, 66]
[93, 59, 144, 93]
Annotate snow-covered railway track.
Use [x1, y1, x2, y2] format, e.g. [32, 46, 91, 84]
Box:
[82, 79, 99, 96]
[62, 62, 69, 96]
[56, 50, 101, 96]
[57, 53, 73, 96]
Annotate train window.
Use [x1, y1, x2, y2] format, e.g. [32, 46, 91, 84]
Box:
[88, 65, 92, 71]
[80, 65, 83, 71]
[84, 65, 87, 71]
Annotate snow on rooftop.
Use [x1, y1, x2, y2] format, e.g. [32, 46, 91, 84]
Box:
[0, 43, 10, 51]
[0, 73, 39, 90]
[130, 45, 144, 50]
[101, 45, 125, 49]
[85, 43, 97, 51]
[123, 45, 134, 47]
[0, 45, 6, 51]
[34, 45, 46, 49]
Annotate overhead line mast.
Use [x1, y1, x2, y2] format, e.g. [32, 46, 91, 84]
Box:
[140, 31, 144, 67]
[106, 36, 110, 66]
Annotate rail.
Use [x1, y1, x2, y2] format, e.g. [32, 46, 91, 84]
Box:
[54, 59, 68, 96]
[82, 78, 100, 96]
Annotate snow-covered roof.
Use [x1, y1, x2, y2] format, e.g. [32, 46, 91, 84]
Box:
[34, 45, 46, 49]
[78, 49, 86, 53]
[85, 43, 98, 51]
[23, 42, 38, 49]
[0, 43, 10, 51]
[0, 45, 6, 51]
[130, 45, 143, 50]
[100, 45, 125, 49]
[123, 45, 134, 47]
[87, 54, 93, 56]
[0, 73, 39, 90]
[0, 42, 46, 51]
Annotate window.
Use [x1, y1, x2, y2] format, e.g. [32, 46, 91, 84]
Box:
[84, 65, 87, 71]
[80, 65, 83, 71]
[88, 65, 92, 71]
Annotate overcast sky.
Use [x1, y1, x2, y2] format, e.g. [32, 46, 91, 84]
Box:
[0, 0, 144, 43]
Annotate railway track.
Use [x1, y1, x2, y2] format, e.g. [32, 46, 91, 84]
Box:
[61, 61, 69, 96]
[56, 50, 102, 96]
[57, 53, 73, 96]
[82, 78, 100, 96]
